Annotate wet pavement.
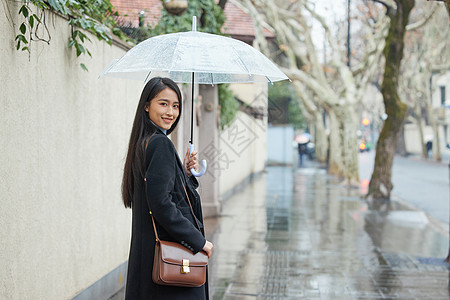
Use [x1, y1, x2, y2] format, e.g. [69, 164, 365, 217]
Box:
[205, 162, 450, 299]
[359, 151, 450, 225]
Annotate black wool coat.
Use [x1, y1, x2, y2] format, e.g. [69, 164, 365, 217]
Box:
[125, 131, 208, 300]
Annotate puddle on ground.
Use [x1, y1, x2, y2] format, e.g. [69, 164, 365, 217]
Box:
[208, 166, 450, 299]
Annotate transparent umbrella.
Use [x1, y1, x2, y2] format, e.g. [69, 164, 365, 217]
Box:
[100, 16, 289, 176]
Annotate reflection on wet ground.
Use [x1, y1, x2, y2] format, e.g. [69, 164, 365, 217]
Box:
[206, 165, 450, 299]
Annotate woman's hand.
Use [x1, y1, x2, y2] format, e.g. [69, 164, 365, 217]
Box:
[202, 240, 214, 258]
[184, 148, 199, 177]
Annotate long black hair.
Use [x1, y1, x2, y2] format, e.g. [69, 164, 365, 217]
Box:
[122, 77, 182, 208]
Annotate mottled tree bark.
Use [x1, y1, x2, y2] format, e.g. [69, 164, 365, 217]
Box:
[396, 123, 408, 156]
[426, 101, 442, 161]
[414, 106, 427, 158]
[341, 109, 360, 185]
[328, 111, 344, 177]
[314, 111, 328, 164]
[368, 0, 415, 200]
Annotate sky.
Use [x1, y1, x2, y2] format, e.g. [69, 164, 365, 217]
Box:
[310, 0, 348, 62]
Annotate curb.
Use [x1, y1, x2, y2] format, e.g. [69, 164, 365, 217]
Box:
[391, 194, 449, 238]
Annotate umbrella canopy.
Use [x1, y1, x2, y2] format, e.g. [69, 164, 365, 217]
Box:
[99, 31, 288, 84]
[295, 133, 311, 144]
[100, 17, 288, 177]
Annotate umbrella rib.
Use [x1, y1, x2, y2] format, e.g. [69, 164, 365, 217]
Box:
[144, 70, 152, 83]
[98, 59, 118, 79]
[169, 36, 183, 75]
[231, 45, 251, 76]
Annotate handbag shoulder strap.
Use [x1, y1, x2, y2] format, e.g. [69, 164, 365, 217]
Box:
[145, 178, 161, 241]
[179, 176, 202, 231]
[146, 175, 201, 242]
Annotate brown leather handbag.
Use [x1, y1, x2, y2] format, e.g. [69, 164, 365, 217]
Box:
[148, 177, 208, 287]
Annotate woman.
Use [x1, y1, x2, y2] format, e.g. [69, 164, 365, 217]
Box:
[122, 77, 213, 299]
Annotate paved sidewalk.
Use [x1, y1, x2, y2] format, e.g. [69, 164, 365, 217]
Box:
[205, 163, 450, 299]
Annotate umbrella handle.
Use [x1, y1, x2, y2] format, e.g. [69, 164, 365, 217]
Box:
[189, 143, 207, 177]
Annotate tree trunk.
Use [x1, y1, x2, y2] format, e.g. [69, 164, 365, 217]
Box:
[415, 106, 428, 158]
[328, 110, 344, 177]
[340, 108, 360, 185]
[314, 110, 328, 164]
[368, 0, 415, 200]
[422, 87, 442, 161]
[430, 114, 442, 161]
[396, 122, 408, 156]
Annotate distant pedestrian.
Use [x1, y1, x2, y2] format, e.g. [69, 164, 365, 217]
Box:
[426, 140, 432, 158]
[121, 77, 213, 300]
[298, 142, 308, 167]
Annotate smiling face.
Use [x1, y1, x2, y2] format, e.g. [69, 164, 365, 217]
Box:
[145, 87, 180, 130]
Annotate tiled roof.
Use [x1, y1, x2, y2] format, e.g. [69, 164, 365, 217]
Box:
[111, 0, 162, 27]
[223, 1, 274, 41]
[110, 0, 274, 42]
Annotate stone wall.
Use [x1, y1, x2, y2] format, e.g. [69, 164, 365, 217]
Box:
[0, 2, 142, 298]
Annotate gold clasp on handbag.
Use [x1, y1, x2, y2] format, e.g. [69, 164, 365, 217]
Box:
[181, 259, 190, 274]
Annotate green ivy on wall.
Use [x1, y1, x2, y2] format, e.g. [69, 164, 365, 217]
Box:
[218, 83, 239, 130]
[268, 81, 305, 129]
[15, 0, 124, 71]
[149, 0, 224, 35]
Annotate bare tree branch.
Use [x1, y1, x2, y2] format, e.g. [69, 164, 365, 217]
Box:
[353, 17, 389, 97]
[242, 0, 390, 183]
[406, 3, 439, 31]
[371, 0, 397, 11]
[304, 3, 357, 103]
[233, 0, 272, 55]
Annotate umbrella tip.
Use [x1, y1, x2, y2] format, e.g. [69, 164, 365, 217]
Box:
[192, 16, 197, 32]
